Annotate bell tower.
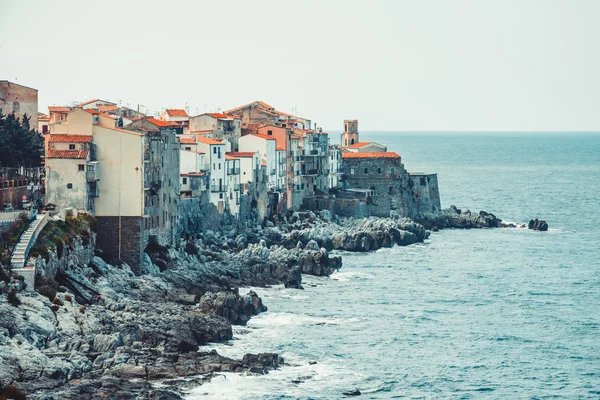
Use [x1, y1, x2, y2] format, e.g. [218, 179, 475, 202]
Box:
[341, 120, 359, 149]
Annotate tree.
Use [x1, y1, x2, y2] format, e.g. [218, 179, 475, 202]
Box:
[0, 111, 44, 167]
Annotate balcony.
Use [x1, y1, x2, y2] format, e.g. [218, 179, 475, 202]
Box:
[304, 149, 319, 156]
[232, 183, 240, 191]
[227, 168, 240, 175]
[210, 184, 227, 192]
[279, 158, 286, 165]
[86, 161, 100, 182]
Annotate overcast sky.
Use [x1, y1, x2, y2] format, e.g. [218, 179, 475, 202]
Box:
[1, 0, 598, 131]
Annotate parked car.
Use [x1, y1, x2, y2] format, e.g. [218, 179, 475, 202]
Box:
[2, 203, 12, 211]
[22, 200, 33, 210]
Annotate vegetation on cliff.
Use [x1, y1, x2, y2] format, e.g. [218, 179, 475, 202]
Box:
[29, 214, 96, 262]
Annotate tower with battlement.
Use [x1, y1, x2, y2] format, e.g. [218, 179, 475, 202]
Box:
[341, 120, 359, 148]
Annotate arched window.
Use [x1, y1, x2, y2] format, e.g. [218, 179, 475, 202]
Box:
[351, 138, 355, 145]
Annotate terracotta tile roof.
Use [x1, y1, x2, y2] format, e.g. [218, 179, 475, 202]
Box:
[225, 154, 238, 160]
[84, 109, 100, 115]
[347, 141, 372, 149]
[251, 133, 276, 141]
[165, 109, 188, 117]
[48, 135, 92, 143]
[226, 152, 256, 158]
[46, 149, 89, 159]
[145, 117, 171, 127]
[276, 146, 285, 151]
[179, 137, 197, 144]
[207, 113, 236, 119]
[196, 136, 224, 145]
[48, 106, 71, 113]
[97, 104, 118, 112]
[342, 152, 400, 159]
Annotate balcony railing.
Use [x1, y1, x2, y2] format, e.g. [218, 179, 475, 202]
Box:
[304, 149, 319, 156]
[227, 168, 240, 175]
[210, 184, 227, 192]
[279, 158, 286, 165]
[232, 183, 240, 191]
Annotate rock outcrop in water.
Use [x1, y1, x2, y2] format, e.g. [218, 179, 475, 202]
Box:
[528, 219, 549, 231]
[414, 205, 502, 230]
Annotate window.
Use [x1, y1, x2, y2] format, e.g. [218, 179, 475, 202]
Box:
[67, 183, 73, 189]
[219, 193, 223, 199]
[351, 139, 355, 145]
[350, 168, 355, 175]
[364, 168, 368, 174]
[378, 168, 381, 174]
[42, 125, 48, 134]
[389, 187, 394, 195]
[182, 177, 187, 184]
[268, 130, 273, 136]
[213, 147, 217, 154]
[87, 165, 94, 171]
[185, 146, 191, 150]
[218, 163, 221, 170]
[390, 168, 395, 176]
[69, 144, 75, 150]
[420, 177, 426, 185]
[78, 164, 85, 171]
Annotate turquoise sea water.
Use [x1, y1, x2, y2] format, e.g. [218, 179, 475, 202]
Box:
[190, 133, 600, 399]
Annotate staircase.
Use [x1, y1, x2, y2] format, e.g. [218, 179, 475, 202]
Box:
[11, 212, 49, 291]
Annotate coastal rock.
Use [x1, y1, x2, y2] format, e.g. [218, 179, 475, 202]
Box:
[528, 219, 549, 231]
[414, 205, 502, 229]
[198, 290, 267, 325]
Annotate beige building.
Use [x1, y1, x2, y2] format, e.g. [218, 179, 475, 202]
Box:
[45, 108, 180, 272]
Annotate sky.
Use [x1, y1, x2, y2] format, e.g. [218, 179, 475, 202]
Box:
[1, 0, 599, 131]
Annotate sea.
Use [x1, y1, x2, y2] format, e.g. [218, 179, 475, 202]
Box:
[189, 132, 600, 399]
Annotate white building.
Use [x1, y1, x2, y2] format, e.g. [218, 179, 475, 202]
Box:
[195, 136, 228, 214]
[276, 146, 286, 191]
[225, 154, 241, 215]
[328, 146, 342, 189]
[238, 133, 277, 189]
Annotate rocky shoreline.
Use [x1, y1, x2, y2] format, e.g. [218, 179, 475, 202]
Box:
[0, 207, 538, 399]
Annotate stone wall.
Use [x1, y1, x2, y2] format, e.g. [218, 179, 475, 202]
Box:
[409, 173, 441, 214]
[340, 157, 410, 217]
[95, 216, 143, 273]
[0, 80, 38, 128]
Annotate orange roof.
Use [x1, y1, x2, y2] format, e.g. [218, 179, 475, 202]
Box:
[179, 137, 197, 144]
[48, 135, 92, 143]
[342, 152, 400, 159]
[225, 154, 238, 160]
[46, 149, 89, 159]
[207, 113, 235, 119]
[226, 152, 255, 158]
[48, 106, 71, 113]
[347, 141, 372, 149]
[276, 146, 285, 151]
[97, 104, 118, 112]
[251, 133, 276, 141]
[165, 109, 188, 117]
[145, 117, 171, 127]
[84, 109, 100, 115]
[196, 136, 223, 145]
